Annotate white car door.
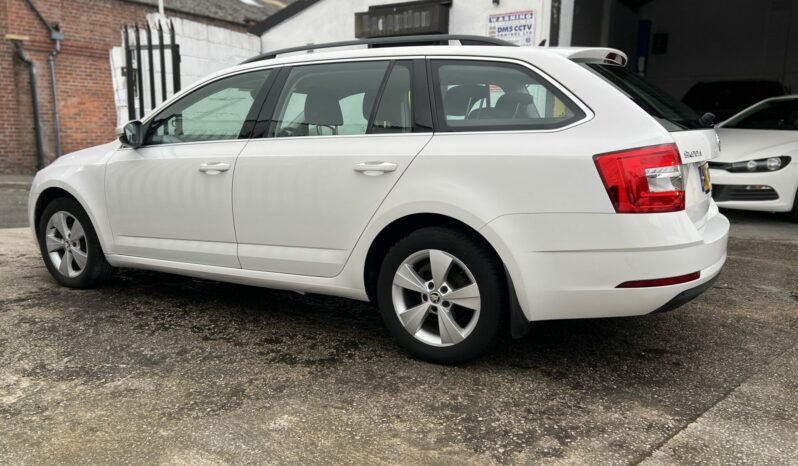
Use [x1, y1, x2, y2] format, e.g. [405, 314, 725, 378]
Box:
[234, 60, 432, 277]
[106, 69, 273, 268]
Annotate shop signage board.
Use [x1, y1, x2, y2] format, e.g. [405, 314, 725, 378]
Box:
[487, 10, 536, 46]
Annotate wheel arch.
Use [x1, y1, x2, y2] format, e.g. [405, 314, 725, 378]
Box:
[363, 213, 502, 303]
[33, 187, 82, 236]
[362, 212, 532, 339]
[31, 183, 112, 255]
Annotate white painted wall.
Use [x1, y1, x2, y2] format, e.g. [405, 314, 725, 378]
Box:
[258, 0, 551, 52]
[110, 13, 262, 126]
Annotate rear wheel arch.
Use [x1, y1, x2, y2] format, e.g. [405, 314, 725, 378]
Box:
[363, 213, 505, 303]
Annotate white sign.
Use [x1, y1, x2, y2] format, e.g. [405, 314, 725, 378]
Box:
[487, 10, 536, 46]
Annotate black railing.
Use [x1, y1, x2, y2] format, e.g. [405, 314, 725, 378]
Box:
[122, 20, 181, 121]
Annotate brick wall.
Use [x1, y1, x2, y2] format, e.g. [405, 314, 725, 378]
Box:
[0, 0, 255, 174]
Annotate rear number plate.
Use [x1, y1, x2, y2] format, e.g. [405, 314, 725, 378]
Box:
[699, 162, 711, 194]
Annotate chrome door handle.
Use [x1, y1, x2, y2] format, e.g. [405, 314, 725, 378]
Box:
[198, 162, 231, 175]
[354, 161, 398, 176]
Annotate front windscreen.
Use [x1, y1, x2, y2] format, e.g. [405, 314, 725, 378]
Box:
[722, 99, 798, 130]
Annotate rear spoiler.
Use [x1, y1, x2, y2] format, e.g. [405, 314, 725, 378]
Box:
[546, 47, 628, 66]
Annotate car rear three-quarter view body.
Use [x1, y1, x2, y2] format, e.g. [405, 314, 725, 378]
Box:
[28, 36, 729, 364]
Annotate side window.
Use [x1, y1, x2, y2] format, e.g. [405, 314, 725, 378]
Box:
[144, 69, 271, 145]
[270, 61, 389, 137]
[371, 62, 413, 133]
[431, 60, 586, 131]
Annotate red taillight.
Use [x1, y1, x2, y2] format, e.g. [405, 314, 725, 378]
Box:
[617, 272, 700, 288]
[593, 144, 685, 213]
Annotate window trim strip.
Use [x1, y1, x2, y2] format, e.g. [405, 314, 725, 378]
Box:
[238, 68, 279, 140]
[412, 58, 434, 132]
[252, 66, 291, 139]
[365, 60, 396, 134]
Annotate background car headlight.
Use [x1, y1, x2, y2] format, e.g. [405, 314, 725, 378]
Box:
[709, 156, 791, 172]
[765, 157, 782, 171]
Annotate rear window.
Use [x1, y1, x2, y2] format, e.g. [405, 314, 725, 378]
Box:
[584, 64, 702, 131]
[431, 60, 586, 132]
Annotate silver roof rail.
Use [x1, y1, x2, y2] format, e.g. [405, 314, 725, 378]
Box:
[241, 34, 517, 64]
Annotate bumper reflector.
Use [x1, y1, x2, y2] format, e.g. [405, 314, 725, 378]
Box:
[616, 271, 700, 288]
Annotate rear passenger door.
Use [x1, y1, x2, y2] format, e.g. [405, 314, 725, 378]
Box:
[233, 59, 433, 277]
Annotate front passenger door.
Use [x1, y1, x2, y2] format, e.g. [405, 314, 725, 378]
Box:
[106, 69, 273, 267]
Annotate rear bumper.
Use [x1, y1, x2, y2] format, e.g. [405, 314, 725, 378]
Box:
[709, 166, 798, 212]
[481, 206, 729, 322]
[650, 271, 720, 314]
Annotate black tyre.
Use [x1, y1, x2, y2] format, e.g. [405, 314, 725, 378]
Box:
[788, 190, 798, 223]
[37, 197, 112, 288]
[377, 227, 507, 364]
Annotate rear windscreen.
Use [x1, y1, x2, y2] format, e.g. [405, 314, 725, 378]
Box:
[583, 64, 703, 131]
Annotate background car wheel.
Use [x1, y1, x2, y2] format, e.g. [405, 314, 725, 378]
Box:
[788, 190, 798, 223]
[377, 227, 507, 364]
[37, 197, 112, 288]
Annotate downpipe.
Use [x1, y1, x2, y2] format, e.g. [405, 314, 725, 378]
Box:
[13, 41, 45, 170]
[22, 0, 64, 160]
[48, 39, 62, 157]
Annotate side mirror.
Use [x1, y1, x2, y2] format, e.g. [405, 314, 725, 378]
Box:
[118, 120, 143, 148]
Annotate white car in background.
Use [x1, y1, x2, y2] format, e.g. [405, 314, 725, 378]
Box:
[28, 36, 729, 364]
[711, 95, 798, 221]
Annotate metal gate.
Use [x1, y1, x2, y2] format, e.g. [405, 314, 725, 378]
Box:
[121, 20, 181, 121]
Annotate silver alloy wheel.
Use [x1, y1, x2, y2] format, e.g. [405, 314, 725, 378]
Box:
[45, 211, 88, 278]
[391, 249, 481, 347]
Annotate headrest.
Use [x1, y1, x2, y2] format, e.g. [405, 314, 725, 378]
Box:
[495, 93, 537, 118]
[304, 91, 343, 126]
[444, 85, 489, 117]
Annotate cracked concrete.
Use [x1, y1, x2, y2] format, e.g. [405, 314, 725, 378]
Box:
[0, 204, 796, 464]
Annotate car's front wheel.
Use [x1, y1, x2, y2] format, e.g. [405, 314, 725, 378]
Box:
[377, 227, 507, 364]
[37, 197, 112, 288]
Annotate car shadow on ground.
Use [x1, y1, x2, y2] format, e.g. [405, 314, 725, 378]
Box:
[66, 258, 791, 398]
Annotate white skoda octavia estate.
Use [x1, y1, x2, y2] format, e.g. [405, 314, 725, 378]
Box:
[29, 36, 729, 364]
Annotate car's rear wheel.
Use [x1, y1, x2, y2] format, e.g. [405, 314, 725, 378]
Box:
[377, 227, 506, 364]
[37, 197, 112, 288]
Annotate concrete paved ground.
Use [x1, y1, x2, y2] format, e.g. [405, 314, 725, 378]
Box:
[0, 191, 796, 463]
[0, 186, 29, 229]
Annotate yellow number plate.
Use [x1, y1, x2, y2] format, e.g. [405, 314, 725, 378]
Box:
[699, 162, 711, 194]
